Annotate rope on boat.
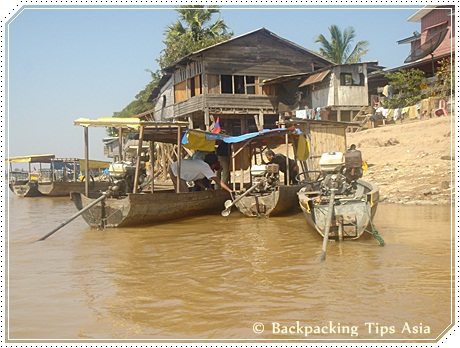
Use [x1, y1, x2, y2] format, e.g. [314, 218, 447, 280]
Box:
[363, 206, 385, 246]
[339, 206, 385, 246]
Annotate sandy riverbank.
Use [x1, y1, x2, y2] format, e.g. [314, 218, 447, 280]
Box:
[347, 115, 454, 205]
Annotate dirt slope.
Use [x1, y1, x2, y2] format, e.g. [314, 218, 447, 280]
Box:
[347, 116, 454, 205]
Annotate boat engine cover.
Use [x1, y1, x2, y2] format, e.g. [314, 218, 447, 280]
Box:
[319, 152, 345, 173]
[251, 164, 267, 177]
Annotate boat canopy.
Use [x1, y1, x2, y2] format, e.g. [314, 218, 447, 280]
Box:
[74, 117, 143, 129]
[182, 127, 310, 160]
[79, 160, 111, 170]
[5, 154, 55, 163]
[183, 127, 301, 146]
[73, 117, 310, 160]
[74, 117, 189, 144]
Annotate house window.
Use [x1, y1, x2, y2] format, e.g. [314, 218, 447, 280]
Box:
[246, 76, 256, 94]
[221, 75, 233, 93]
[221, 75, 257, 94]
[174, 74, 202, 102]
[340, 73, 364, 86]
[189, 74, 202, 97]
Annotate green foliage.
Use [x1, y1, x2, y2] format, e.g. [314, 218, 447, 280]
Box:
[157, 5, 233, 69]
[106, 70, 162, 136]
[315, 25, 369, 64]
[436, 57, 454, 97]
[110, 5, 233, 134]
[383, 69, 425, 109]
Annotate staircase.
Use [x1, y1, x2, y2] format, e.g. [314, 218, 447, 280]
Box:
[347, 106, 374, 132]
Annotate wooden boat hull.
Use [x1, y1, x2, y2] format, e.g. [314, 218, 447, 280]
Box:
[298, 179, 379, 240]
[38, 181, 110, 197]
[9, 181, 42, 197]
[71, 190, 231, 228]
[234, 184, 303, 217]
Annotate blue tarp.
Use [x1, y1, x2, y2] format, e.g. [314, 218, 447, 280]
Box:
[182, 127, 302, 146]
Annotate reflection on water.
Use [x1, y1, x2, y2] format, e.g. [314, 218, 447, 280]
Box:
[6, 193, 454, 342]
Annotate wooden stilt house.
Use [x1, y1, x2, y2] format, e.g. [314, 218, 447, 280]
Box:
[148, 28, 331, 135]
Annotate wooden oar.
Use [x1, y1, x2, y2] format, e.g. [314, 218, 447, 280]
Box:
[37, 193, 107, 241]
[320, 189, 336, 262]
[221, 182, 260, 217]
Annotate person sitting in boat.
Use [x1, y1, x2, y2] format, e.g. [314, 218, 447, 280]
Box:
[192, 160, 220, 191]
[264, 149, 299, 185]
[168, 153, 233, 194]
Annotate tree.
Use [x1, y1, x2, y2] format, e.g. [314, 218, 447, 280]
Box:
[157, 5, 233, 69]
[436, 57, 454, 97]
[315, 25, 369, 64]
[383, 68, 425, 109]
[107, 69, 161, 135]
[111, 6, 232, 125]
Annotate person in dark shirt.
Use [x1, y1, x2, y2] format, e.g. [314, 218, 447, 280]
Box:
[264, 149, 299, 185]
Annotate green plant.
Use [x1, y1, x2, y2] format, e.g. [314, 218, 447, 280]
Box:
[383, 69, 425, 109]
[315, 25, 369, 64]
[436, 57, 454, 97]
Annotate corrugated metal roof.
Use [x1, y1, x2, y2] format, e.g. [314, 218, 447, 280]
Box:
[299, 70, 330, 87]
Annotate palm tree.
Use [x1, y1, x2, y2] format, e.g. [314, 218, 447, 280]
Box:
[315, 25, 369, 64]
[159, 5, 233, 69]
[167, 5, 230, 42]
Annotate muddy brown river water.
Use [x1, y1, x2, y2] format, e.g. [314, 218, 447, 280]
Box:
[5, 193, 455, 343]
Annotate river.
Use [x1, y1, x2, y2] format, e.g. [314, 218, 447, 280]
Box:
[5, 192, 455, 343]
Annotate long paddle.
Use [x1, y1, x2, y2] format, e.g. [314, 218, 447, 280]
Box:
[320, 189, 336, 262]
[221, 182, 260, 217]
[37, 193, 107, 241]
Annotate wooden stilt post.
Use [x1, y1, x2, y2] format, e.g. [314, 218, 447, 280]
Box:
[84, 126, 89, 197]
[133, 126, 145, 194]
[176, 125, 182, 193]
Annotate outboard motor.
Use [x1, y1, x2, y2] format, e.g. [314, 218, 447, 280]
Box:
[106, 161, 147, 197]
[343, 149, 363, 184]
[318, 152, 349, 195]
[249, 163, 280, 193]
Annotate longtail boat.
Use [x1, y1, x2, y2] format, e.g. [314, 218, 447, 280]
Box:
[71, 189, 229, 228]
[184, 127, 306, 217]
[298, 179, 379, 241]
[70, 118, 230, 228]
[6, 154, 55, 197]
[297, 151, 381, 242]
[38, 158, 110, 197]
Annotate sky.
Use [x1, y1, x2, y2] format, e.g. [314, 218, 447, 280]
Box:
[2, 1, 430, 164]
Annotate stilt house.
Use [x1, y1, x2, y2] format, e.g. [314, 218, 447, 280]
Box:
[262, 62, 383, 124]
[148, 28, 331, 135]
